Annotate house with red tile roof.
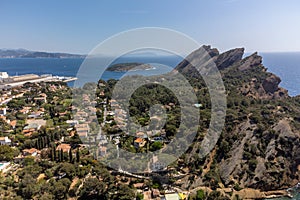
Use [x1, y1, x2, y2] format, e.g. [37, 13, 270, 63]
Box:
[10, 120, 17, 129]
[134, 138, 146, 148]
[56, 143, 71, 153]
[22, 148, 39, 156]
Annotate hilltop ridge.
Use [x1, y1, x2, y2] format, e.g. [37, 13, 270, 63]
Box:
[0, 49, 85, 58]
[173, 46, 299, 194]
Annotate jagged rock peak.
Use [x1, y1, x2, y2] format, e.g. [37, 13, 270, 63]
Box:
[201, 45, 220, 58]
[215, 47, 245, 70]
[239, 52, 263, 71]
[175, 45, 219, 72]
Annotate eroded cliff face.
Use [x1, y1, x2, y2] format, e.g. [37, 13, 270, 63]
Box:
[174, 46, 300, 193]
[219, 118, 300, 190]
[239, 58, 288, 100]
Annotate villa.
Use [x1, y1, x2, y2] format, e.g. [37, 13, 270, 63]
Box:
[134, 138, 146, 148]
[56, 143, 71, 153]
[22, 148, 39, 157]
[0, 162, 10, 172]
[0, 136, 12, 145]
[75, 123, 89, 137]
[24, 119, 46, 131]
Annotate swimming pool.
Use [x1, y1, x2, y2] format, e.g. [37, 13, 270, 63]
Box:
[0, 162, 10, 170]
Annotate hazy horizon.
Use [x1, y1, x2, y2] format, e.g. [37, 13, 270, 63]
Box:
[1, 47, 300, 56]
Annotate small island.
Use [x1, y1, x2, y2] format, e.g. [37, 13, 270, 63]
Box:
[107, 62, 154, 72]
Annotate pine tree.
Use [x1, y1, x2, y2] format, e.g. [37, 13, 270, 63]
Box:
[35, 139, 39, 149]
[50, 132, 54, 142]
[60, 149, 64, 162]
[54, 131, 59, 140]
[69, 149, 73, 163]
[46, 136, 50, 147]
[41, 137, 45, 148]
[44, 136, 47, 148]
[53, 144, 57, 161]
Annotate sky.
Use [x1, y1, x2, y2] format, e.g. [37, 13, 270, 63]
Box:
[0, 0, 300, 54]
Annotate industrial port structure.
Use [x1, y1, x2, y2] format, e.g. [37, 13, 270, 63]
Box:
[0, 72, 77, 89]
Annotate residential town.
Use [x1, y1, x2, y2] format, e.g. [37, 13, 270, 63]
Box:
[1, 68, 286, 200]
[0, 78, 201, 200]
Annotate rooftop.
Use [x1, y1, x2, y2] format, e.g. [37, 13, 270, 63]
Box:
[56, 143, 71, 152]
[134, 138, 145, 143]
[23, 148, 38, 155]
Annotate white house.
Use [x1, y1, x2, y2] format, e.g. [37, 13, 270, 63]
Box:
[0, 137, 12, 145]
[0, 107, 7, 116]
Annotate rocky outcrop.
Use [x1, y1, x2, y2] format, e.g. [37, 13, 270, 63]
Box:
[175, 45, 219, 74]
[262, 74, 281, 94]
[202, 45, 219, 58]
[215, 48, 244, 70]
[240, 75, 288, 100]
[239, 52, 262, 71]
[176, 45, 244, 72]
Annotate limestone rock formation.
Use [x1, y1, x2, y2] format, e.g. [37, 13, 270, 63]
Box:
[215, 48, 244, 70]
[238, 52, 262, 71]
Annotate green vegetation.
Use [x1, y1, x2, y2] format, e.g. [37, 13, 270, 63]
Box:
[0, 145, 19, 161]
[0, 82, 137, 199]
[107, 62, 153, 72]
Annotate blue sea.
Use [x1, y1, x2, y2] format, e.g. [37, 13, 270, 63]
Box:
[0, 53, 299, 96]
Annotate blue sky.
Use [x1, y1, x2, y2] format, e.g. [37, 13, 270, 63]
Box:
[0, 0, 300, 54]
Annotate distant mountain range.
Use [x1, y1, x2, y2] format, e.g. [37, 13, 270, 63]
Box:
[0, 49, 85, 58]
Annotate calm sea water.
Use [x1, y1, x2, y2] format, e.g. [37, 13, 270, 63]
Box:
[0, 53, 299, 96]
